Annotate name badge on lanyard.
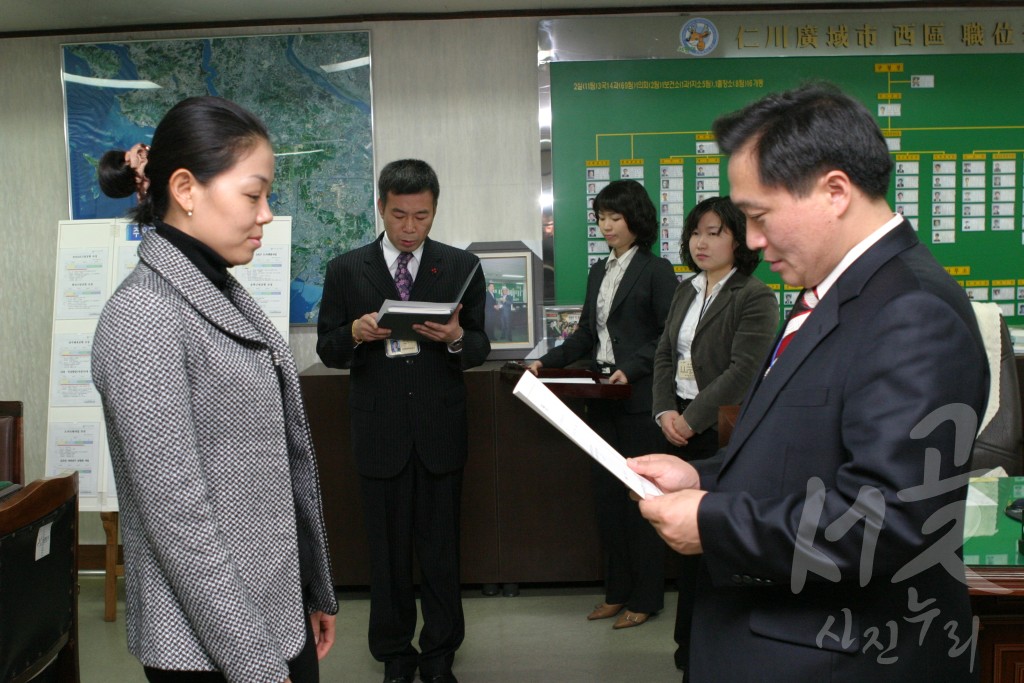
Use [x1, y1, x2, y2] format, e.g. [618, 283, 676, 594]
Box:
[385, 339, 421, 357]
[677, 357, 695, 381]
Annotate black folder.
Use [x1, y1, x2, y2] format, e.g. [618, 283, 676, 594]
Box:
[376, 262, 480, 340]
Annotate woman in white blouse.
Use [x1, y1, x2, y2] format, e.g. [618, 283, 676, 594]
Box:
[529, 180, 677, 630]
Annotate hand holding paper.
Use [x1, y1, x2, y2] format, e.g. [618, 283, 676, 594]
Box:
[512, 371, 662, 499]
[624, 454, 708, 554]
[633, 488, 707, 555]
[626, 454, 701, 494]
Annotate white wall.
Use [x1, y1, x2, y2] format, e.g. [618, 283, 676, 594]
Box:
[0, 16, 542, 543]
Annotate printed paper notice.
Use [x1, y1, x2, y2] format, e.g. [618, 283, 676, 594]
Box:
[230, 244, 289, 317]
[512, 371, 662, 498]
[56, 247, 110, 319]
[47, 422, 100, 496]
[50, 333, 100, 406]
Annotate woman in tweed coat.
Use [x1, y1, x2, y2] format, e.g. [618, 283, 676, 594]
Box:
[91, 97, 337, 683]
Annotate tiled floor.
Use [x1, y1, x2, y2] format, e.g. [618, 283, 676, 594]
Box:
[78, 575, 685, 682]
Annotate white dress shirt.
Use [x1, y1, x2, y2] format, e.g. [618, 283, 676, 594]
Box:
[595, 245, 638, 366]
[675, 267, 737, 399]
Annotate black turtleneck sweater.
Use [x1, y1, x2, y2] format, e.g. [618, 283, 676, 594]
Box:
[155, 221, 231, 290]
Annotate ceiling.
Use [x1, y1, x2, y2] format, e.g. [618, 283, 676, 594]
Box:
[0, 0, 943, 38]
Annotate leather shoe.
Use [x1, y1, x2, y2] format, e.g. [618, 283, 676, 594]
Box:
[613, 610, 650, 629]
[587, 602, 624, 620]
[422, 675, 458, 683]
[383, 676, 414, 683]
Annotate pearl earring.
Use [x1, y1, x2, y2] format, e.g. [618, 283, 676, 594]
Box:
[187, 209, 193, 217]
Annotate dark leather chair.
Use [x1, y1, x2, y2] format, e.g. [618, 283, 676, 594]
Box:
[0, 402, 24, 485]
[970, 306, 1024, 475]
[0, 471, 79, 683]
[718, 404, 741, 448]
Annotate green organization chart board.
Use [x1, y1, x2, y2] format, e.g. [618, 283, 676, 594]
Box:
[550, 54, 1024, 324]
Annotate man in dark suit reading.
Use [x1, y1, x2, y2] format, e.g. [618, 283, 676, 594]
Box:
[629, 84, 988, 681]
[317, 159, 489, 683]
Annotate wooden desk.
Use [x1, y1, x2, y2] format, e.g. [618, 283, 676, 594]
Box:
[301, 362, 608, 585]
[505, 364, 632, 400]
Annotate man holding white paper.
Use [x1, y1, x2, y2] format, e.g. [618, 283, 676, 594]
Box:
[628, 84, 987, 682]
[317, 159, 488, 683]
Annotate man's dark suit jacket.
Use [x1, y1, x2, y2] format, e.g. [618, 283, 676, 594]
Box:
[316, 235, 489, 478]
[651, 272, 779, 434]
[689, 220, 988, 681]
[539, 248, 677, 415]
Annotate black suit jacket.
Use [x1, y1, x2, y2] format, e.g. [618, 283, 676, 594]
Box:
[316, 235, 489, 478]
[689, 221, 988, 681]
[539, 248, 677, 414]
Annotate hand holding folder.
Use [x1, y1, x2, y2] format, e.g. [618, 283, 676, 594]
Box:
[376, 262, 480, 340]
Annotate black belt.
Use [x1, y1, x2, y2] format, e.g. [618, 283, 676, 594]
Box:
[595, 362, 615, 376]
[676, 396, 693, 411]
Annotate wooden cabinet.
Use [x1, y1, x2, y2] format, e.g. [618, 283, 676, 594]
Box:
[968, 534, 1024, 682]
[301, 363, 603, 587]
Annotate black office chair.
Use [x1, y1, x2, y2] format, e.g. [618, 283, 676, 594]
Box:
[0, 471, 79, 683]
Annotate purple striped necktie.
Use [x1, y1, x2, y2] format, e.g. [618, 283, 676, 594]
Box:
[394, 251, 413, 301]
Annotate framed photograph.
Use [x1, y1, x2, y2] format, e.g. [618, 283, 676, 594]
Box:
[467, 241, 543, 359]
[543, 305, 583, 348]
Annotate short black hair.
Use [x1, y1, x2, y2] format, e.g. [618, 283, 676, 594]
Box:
[712, 82, 893, 199]
[129, 96, 270, 227]
[97, 149, 136, 199]
[681, 196, 761, 277]
[378, 159, 440, 205]
[592, 180, 657, 251]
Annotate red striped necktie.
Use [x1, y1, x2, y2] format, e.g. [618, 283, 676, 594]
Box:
[768, 287, 819, 371]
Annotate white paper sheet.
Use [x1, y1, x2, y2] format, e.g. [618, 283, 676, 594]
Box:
[539, 378, 594, 384]
[47, 422, 101, 496]
[512, 371, 662, 498]
[49, 332, 100, 407]
[55, 247, 110, 319]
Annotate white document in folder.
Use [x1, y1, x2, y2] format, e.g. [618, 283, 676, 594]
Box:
[512, 371, 663, 499]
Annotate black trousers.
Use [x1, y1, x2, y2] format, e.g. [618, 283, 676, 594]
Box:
[360, 455, 464, 678]
[586, 399, 672, 614]
[666, 422, 720, 671]
[143, 608, 318, 682]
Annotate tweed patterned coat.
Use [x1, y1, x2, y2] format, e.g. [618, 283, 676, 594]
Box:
[91, 232, 337, 683]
